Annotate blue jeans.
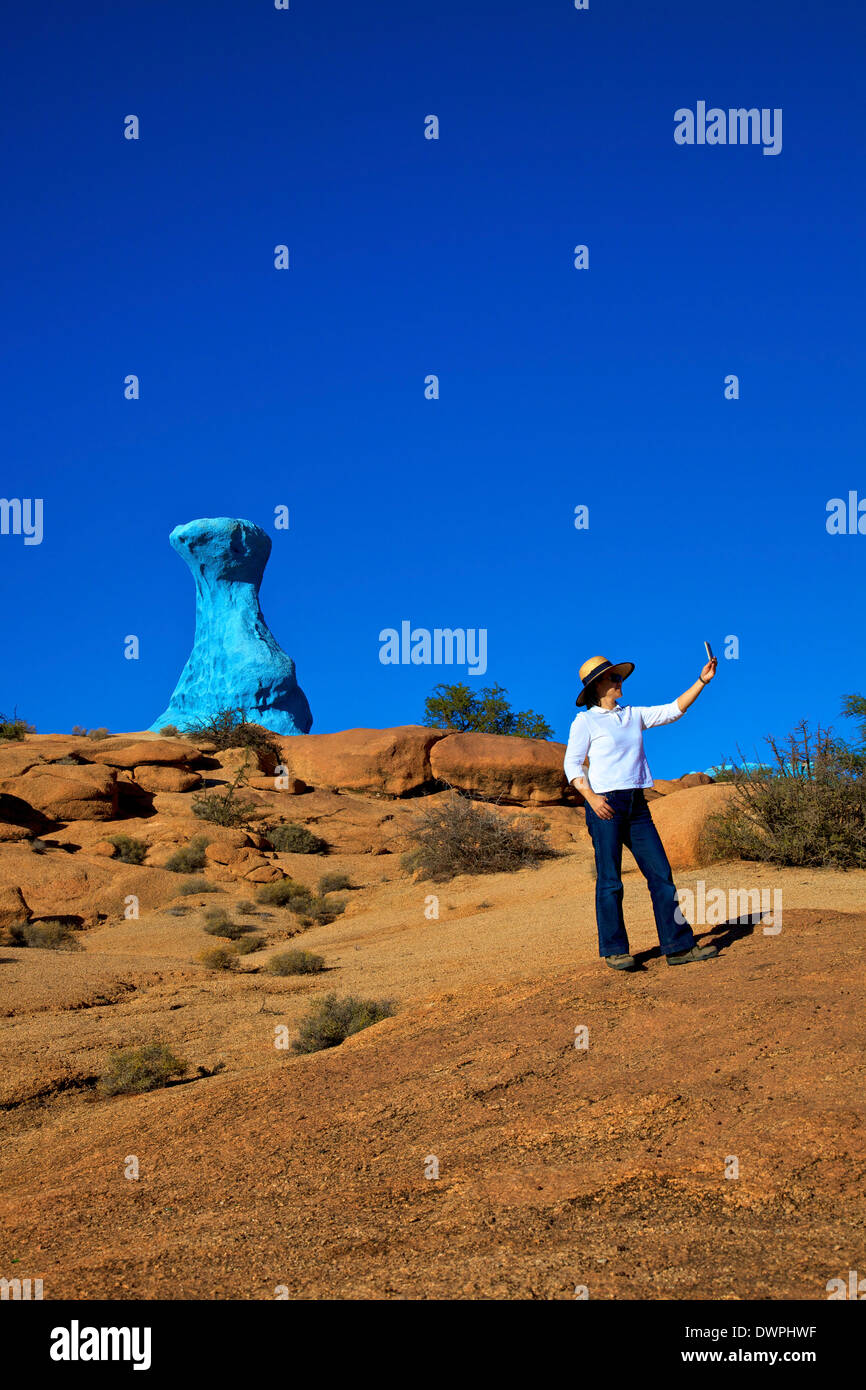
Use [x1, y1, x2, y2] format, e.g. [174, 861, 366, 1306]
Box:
[584, 788, 697, 957]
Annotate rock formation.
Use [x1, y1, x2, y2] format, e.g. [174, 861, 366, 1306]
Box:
[150, 517, 312, 737]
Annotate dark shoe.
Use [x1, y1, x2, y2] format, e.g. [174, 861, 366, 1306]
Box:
[666, 943, 718, 966]
[606, 953, 636, 971]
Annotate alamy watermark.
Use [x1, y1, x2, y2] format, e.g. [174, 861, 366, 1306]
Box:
[379, 621, 487, 675]
[675, 881, 782, 935]
[0, 498, 43, 545]
[674, 103, 782, 156]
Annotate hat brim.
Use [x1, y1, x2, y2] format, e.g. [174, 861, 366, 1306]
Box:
[576, 661, 635, 707]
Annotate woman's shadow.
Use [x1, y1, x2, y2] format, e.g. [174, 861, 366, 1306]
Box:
[632, 912, 765, 969]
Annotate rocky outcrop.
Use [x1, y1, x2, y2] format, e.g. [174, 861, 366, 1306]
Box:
[0, 763, 119, 822]
[276, 726, 446, 797]
[429, 732, 569, 805]
[0, 883, 30, 931]
[648, 783, 738, 869]
[150, 517, 313, 738]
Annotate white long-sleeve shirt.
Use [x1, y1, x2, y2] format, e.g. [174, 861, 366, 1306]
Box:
[563, 700, 683, 793]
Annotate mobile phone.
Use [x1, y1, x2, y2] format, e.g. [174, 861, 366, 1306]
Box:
[704, 640, 714, 661]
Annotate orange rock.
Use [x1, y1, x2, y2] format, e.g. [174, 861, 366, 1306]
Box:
[648, 783, 738, 869]
[87, 739, 202, 769]
[0, 883, 31, 930]
[133, 766, 202, 793]
[243, 865, 284, 883]
[216, 746, 278, 780]
[0, 823, 33, 843]
[0, 763, 118, 822]
[677, 772, 714, 788]
[91, 841, 118, 858]
[429, 732, 568, 805]
[277, 726, 446, 797]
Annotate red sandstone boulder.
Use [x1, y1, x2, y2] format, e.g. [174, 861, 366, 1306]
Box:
[0, 883, 31, 931]
[0, 763, 118, 822]
[277, 726, 446, 797]
[429, 732, 568, 805]
[648, 783, 738, 869]
[133, 766, 202, 793]
[89, 739, 201, 769]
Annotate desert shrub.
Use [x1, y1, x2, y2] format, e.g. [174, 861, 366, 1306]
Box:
[298, 897, 346, 926]
[166, 905, 189, 916]
[202, 909, 251, 941]
[108, 834, 148, 866]
[401, 793, 557, 881]
[703, 719, 866, 870]
[191, 785, 260, 828]
[266, 822, 328, 854]
[256, 878, 313, 909]
[177, 878, 219, 896]
[233, 934, 263, 955]
[164, 837, 209, 873]
[255, 879, 345, 925]
[159, 724, 181, 738]
[98, 1042, 187, 1097]
[182, 708, 281, 765]
[318, 872, 352, 894]
[199, 945, 239, 971]
[292, 993, 395, 1054]
[265, 949, 326, 976]
[0, 710, 35, 741]
[235, 899, 258, 915]
[423, 682, 553, 739]
[71, 725, 110, 740]
[9, 919, 81, 950]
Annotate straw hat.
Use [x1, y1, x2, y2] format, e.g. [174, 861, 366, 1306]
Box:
[576, 655, 635, 707]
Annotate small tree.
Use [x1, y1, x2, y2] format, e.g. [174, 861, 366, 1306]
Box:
[423, 683, 553, 739]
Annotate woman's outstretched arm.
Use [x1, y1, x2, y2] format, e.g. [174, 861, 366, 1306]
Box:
[675, 656, 718, 713]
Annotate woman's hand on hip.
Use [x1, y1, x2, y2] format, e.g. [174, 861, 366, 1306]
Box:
[588, 791, 614, 820]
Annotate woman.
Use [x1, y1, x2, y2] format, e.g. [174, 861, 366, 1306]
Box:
[564, 654, 719, 970]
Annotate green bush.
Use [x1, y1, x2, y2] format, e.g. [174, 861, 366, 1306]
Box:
[233, 934, 263, 955]
[202, 908, 252, 941]
[255, 879, 345, 925]
[318, 872, 352, 894]
[703, 718, 866, 870]
[98, 1042, 187, 1097]
[266, 949, 326, 976]
[9, 920, 82, 950]
[108, 834, 148, 865]
[292, 993, 395, 1054]
[199, 945, 239, 971]
[164, 837, 210, 873]
[402, 793, 557, 881]
[298, 897, 346, 927]
[177, 878, 219, 896]
[0, 710, 35, 741]
[266, 822, 328, 854]
[159, 724, 181, 737]
[255, 878, 313, 908]
[423, 682, 553, 739]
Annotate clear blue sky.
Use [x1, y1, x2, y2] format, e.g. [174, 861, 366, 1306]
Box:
[2, 0, 864, 777]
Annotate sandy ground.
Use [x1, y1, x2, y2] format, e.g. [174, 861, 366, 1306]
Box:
[0, 834, 864, 1300]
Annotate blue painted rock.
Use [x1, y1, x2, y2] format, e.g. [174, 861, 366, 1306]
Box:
[150, 517, 312, 737]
